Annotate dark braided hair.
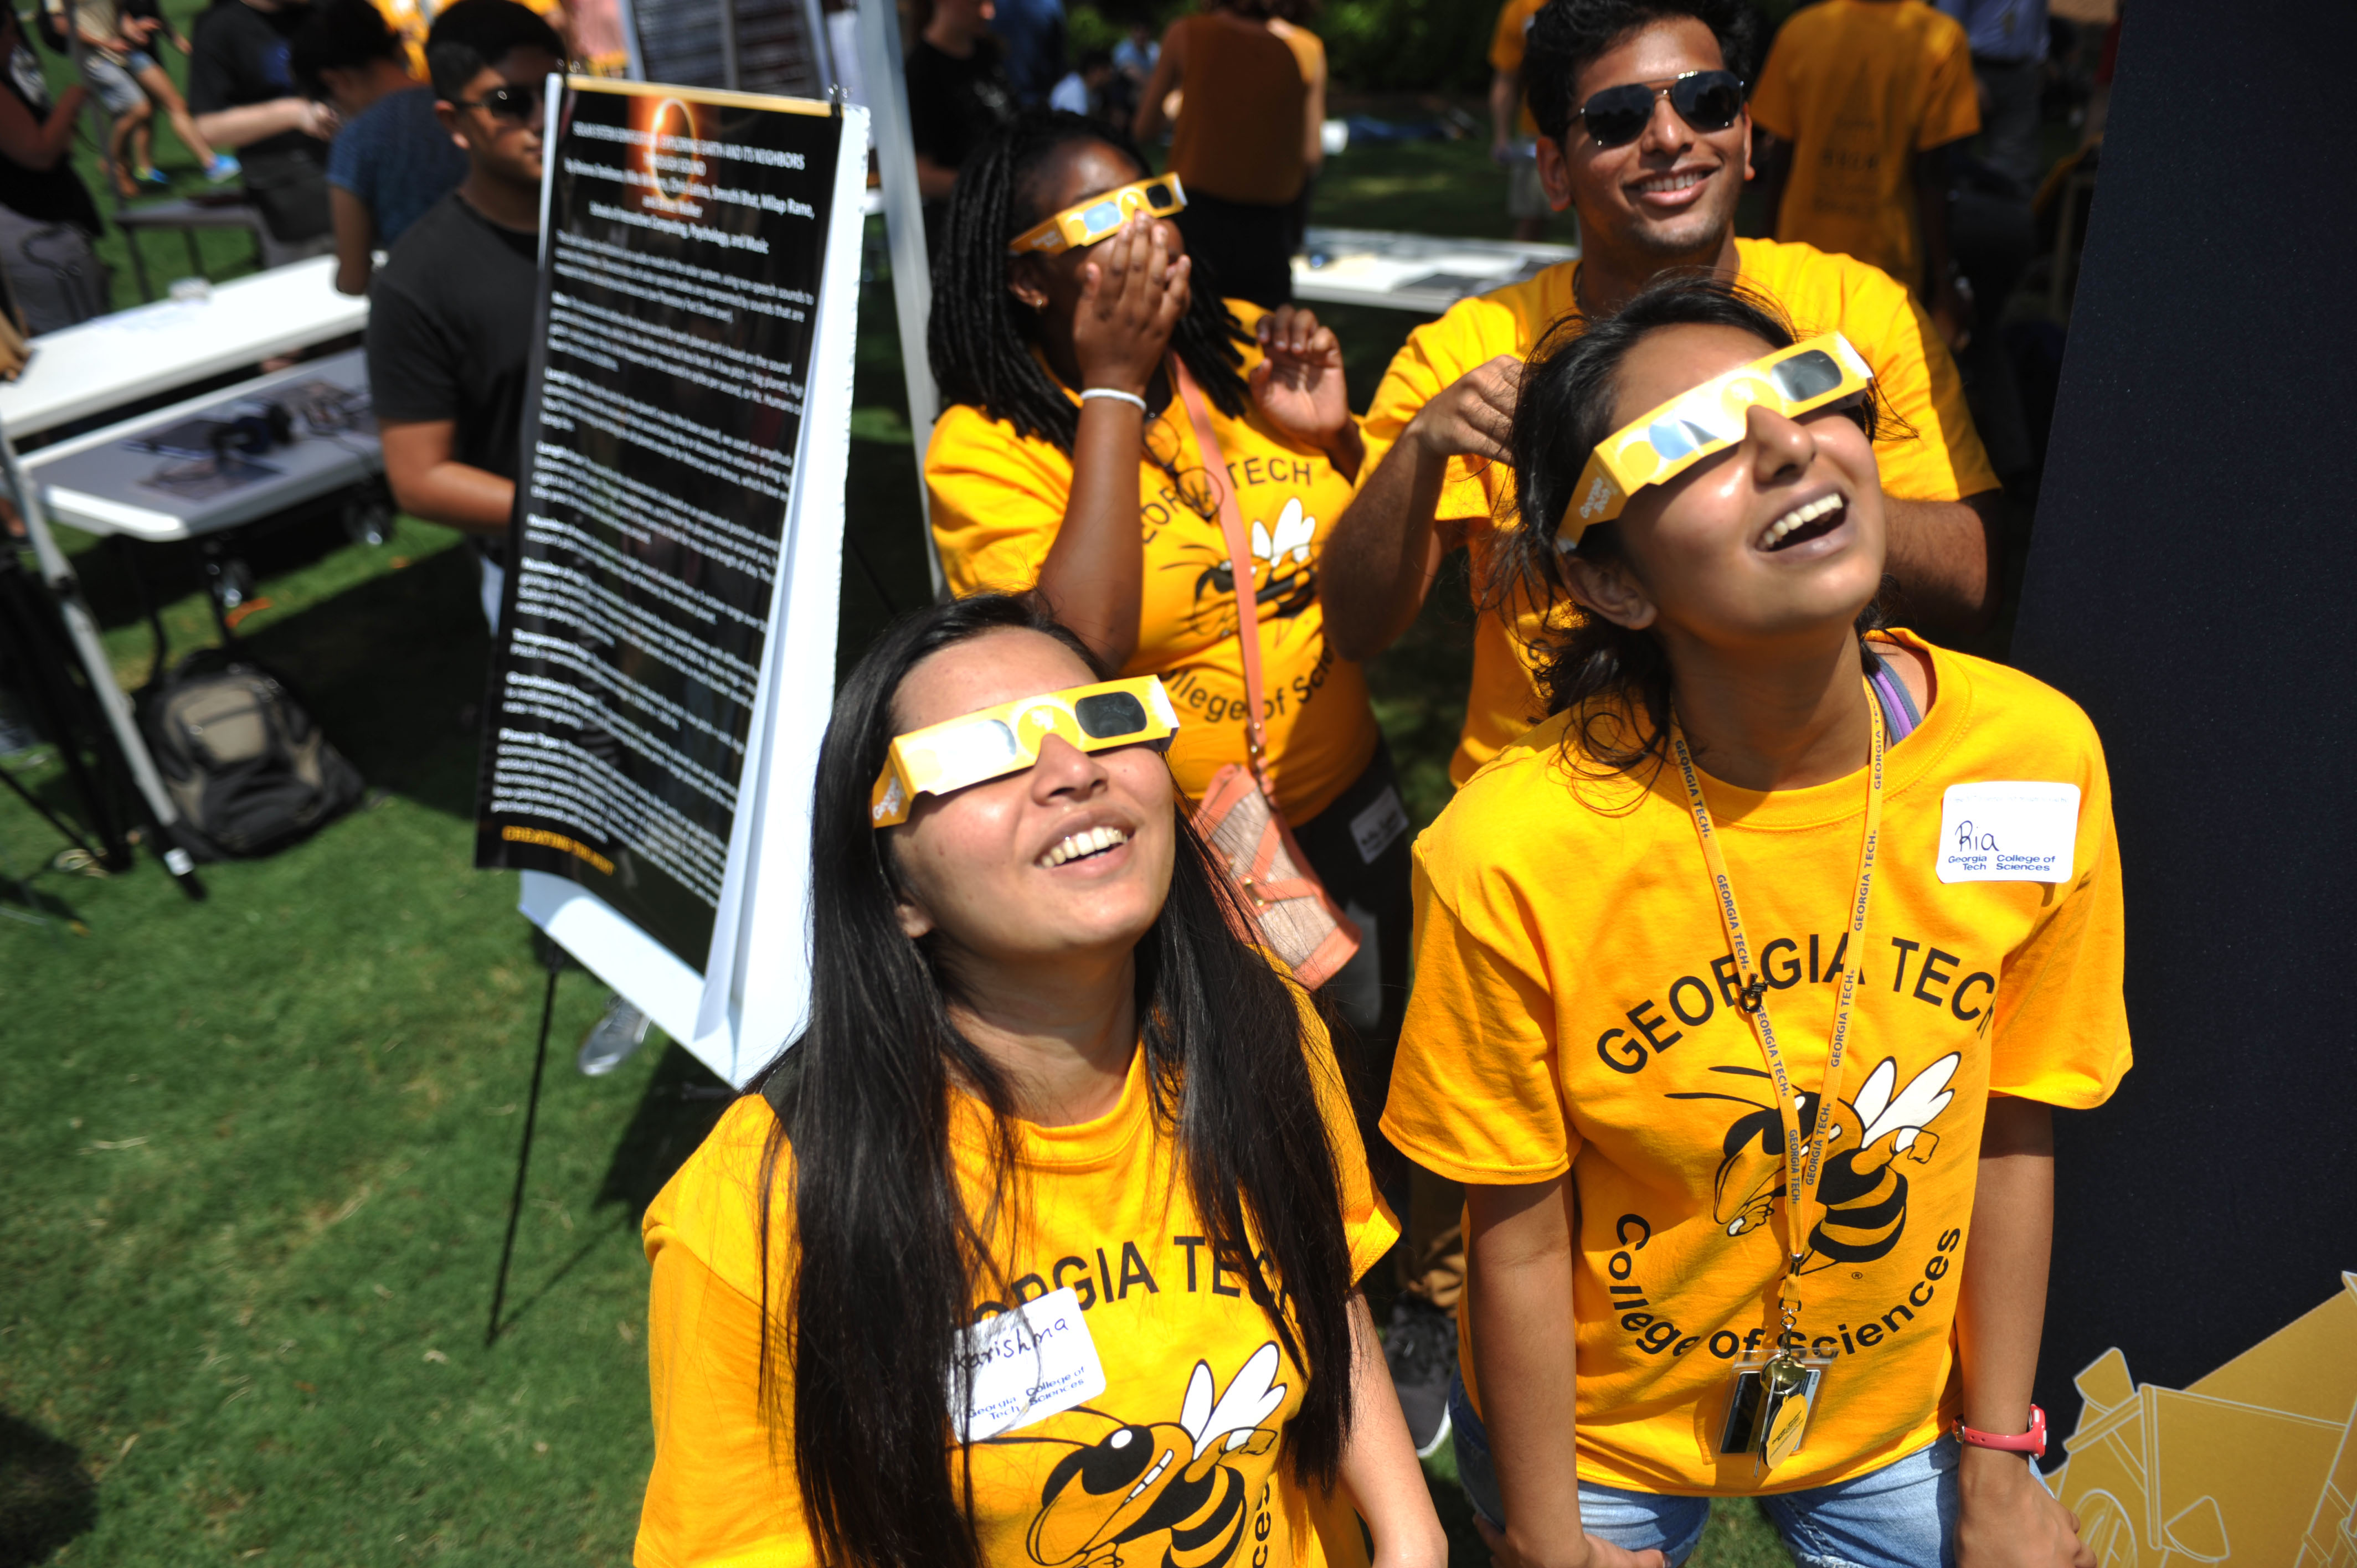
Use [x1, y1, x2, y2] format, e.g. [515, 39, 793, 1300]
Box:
[929, 111, 1253, 460]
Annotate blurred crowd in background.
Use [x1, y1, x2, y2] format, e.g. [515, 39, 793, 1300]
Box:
[1, 0, 2121, 336]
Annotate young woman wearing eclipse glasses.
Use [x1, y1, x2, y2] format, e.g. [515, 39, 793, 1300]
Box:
[1379, 275, 2126, 1568]
[924, 111, 1414, 1105]
[636, 594, 1445, 1568]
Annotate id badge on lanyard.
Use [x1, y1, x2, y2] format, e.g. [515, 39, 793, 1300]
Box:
[1671, 683, 1885, 1477]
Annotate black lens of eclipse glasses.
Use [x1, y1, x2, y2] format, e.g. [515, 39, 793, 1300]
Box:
[1577, 70, 1744, 148]
[1072, 692, 1148, 737]
[1768, 349, 1844, 401]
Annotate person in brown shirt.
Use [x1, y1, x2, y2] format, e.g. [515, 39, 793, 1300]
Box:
[1134, 0, 1319, 308]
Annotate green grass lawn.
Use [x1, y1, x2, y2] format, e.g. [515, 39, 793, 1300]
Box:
[1, 101, 1802, 1565]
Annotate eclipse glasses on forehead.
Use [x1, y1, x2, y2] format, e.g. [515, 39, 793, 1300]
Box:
[1574, 69, 1745, 148]
[869, 676, 1182, 827]
[1007, 173, 1188, 257]
[1557, 333, 1874, 549]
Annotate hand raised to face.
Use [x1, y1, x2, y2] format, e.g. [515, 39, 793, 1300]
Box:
[1249, 305, 1350, 448]
[1071, 215, 1191, 398]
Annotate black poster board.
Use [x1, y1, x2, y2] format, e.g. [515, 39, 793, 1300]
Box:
[2008, 2, 2357, 1556]
[476, 79, 846, 972]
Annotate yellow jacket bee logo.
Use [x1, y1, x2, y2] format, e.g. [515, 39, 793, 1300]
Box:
[1669, 1053, 1958, 1272]
[1007, 1342, 1290, 1568]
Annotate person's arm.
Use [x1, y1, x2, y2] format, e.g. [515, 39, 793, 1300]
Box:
[1914, 137, 1972, 348]
[912, 151, 958, 200]
[1952, 1098, 2097, 1568]
[1464, 1179, 1664, 1568]
[1131, 20, 1181, 141]
[1030, 218, 1190, 672]
[0, 79, 86, 169]
[379, 420, 515, 535]
[329, 187, 375, 295]
[1299, 43, 1325, 178]
[1753, 131, 1792, 234]
[1882, 490, 2000, 634]
[1489, 67, 1519, 159]
[1319, 354, 1519, 662]
[193, 96, 333, 150]
[642, 1239, 822, 1564]
[1337, 1290, 1449, 1568]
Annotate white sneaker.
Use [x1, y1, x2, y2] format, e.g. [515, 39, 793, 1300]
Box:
[1383, 1296, 1459, 1458]
[577, 995, 651, 1076]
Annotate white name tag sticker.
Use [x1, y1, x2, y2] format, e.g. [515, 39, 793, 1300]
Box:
[950, 1287, 1106, 1442]
[1349, 784, 1410, 865]
[1937, 782, 2082, 883]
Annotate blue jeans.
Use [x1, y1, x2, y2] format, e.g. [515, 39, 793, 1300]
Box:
[1448, 1376, 1964, 1567]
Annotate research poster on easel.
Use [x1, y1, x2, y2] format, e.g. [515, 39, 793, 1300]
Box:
[474, 76, 867, 1086]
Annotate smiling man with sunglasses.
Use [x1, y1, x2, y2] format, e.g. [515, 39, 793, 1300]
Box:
[1325, 0, 2002, 784]
[1318, 0, 2003, 1462]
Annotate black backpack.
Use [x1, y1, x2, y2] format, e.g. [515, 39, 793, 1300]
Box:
[139, 652, 365, 862]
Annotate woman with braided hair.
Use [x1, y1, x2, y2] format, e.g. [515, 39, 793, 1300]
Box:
[924, 110, 1412, 1090]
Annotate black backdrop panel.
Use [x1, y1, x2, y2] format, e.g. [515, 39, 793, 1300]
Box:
[2010, 0, 2357, 1420]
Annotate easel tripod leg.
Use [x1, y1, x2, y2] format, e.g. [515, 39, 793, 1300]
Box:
[486, 964, 559, 1345]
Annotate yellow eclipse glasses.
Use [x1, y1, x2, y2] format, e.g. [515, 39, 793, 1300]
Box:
[1006, 173, 1188, 257]
[868, 676, 1182, 827]
[1557, 333, 1875, 548]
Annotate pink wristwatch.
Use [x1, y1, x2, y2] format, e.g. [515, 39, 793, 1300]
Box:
[1955, 1404, 2046, 1460]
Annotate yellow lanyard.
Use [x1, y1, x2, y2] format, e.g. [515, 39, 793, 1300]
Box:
[1668, 681, 1884, 1343]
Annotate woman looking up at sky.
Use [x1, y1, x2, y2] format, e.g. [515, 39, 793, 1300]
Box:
[1382, 275, 2126, 1568]
[924, 111, 1413, 1149]
[636, 595, 1444, 1568]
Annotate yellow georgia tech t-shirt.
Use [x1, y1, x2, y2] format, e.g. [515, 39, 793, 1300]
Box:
[928, 302, 1381, 826]
[1357, 241, 1999, 788]
[1750, 0, 1982, 289]
[1380, 635, 2129, 1495]
[638, 1010, 1398, 1567]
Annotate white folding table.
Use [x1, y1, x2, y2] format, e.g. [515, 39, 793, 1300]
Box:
[23, 348, 379, 545]
[1, 257, 367, 442]
[1, 257, 370, 896]
[1291, 226, 1579, 315]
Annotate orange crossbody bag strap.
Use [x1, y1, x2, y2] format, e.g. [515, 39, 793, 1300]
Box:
[1169, 355, 1272, 788]
[1166, 354, 1360, 988]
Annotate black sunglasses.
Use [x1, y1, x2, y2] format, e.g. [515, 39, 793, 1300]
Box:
[1573, 69, 1745, 148]
[455, 81, 545, 123]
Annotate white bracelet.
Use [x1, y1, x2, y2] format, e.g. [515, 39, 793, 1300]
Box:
[1079, 388, 1149, 412]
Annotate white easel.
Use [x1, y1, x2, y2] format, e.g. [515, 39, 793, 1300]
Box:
[847, 0, 943, 596]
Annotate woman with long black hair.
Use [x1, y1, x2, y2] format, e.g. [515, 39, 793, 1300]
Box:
[923, 109, 1410, 1115]
[636, 594, 1444, 1568]
[1381, 276, 2123, 1566]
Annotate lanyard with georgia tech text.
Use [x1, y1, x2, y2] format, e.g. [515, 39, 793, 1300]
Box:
[1668, 680, 1884, 1359]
